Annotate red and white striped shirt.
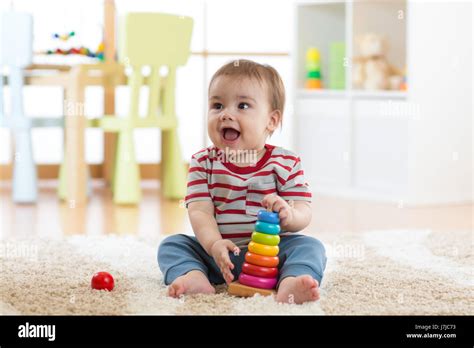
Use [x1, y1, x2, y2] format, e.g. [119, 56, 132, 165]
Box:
[185, 144, 312, 246]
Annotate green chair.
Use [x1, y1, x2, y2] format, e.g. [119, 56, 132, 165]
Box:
[91, 13, 193, 204]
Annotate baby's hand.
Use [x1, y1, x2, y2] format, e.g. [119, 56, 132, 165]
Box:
[210, 239, 240, 284]
[261, 194, 294, 228]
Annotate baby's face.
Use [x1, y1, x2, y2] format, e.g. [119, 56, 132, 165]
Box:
[207, 75, 280, 152]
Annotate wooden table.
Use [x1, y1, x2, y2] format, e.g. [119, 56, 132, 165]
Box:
[6, 63, 125, 205]
[23, 62, 170, 205]
[63, 63, 123, 205]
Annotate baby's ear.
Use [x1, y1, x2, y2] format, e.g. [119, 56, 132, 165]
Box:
[267, 110, 282, 133]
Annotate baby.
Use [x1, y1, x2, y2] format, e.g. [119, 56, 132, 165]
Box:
[158, 60, 327, 304]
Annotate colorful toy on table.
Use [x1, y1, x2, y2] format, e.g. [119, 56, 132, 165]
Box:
[46, 43, 104, 61]
[53, 31, 75, 41]
[45, 31, 105, 61]
[228, 210, 281, 297]
[305, 47, 322, 89]
[400, 67, 407, 91]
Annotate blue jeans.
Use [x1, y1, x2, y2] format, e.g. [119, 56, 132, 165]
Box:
[157, 234, 327, 287]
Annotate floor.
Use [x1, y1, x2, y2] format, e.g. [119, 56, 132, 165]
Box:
[0, 181, 189, 240]
[1, 180, 472, 315]
[1, 180, 472, 241]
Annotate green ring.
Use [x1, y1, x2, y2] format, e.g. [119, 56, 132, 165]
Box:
[252, 232, 280, 246]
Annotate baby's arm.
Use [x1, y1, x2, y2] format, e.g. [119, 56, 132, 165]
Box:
[188, 200, 221, 254]
[188, 201, 240, 283]
[262, 195, 312, 232]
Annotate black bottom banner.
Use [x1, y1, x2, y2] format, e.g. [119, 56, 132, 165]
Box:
[0, 315, 472, 346]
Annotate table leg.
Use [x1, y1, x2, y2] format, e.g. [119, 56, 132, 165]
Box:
[65, 66, 87, 205]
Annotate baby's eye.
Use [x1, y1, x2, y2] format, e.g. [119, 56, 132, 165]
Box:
[212, 103, 223, 110]
[238, 102, 250, 110]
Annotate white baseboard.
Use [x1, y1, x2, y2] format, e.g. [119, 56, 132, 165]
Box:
[310, 186, 473, 207]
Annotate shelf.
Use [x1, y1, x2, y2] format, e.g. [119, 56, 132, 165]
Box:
[297, 89, 347, 98]
[295, 0, 407, 90]
[353, 0, 407, 73]
[295, 2, 346, 90]
[350, 90, 407, 99]
[294, 1, 472, 205]
[297, 89, 407, 99]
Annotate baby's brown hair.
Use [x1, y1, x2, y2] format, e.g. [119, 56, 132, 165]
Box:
[209, 59, 285, 128]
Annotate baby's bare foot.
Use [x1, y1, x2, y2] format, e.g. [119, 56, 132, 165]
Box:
[276, 275, 320, 304]
[167, 270, 215, 298]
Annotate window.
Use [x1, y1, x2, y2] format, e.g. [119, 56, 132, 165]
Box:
[0, 0, 294, 166]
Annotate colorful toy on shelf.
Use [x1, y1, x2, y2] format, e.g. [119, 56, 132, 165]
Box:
[228, 210, 281, 297]
[329, 42, 346, 90]
[305, 47, 322, 89]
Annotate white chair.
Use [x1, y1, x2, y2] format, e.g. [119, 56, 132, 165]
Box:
[0, 11, 64, 203]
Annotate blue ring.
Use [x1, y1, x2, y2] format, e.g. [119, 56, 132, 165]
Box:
[255, 221, 280, 235]
[257, 210, 280, 224]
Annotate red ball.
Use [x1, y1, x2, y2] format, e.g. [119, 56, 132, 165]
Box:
[91, 272, 114, 291]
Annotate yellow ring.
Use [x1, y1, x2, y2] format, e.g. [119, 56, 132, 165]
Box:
[248, 241, 279, 257]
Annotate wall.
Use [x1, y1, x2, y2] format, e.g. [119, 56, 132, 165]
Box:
[407, 1, 472, 204]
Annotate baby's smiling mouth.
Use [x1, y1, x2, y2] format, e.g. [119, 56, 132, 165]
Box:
[221, 127, 241, 142]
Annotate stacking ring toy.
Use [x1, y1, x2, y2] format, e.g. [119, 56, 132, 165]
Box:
[245, 252, 279, 267]
[248, 241, 279, 257]
[242, 262, 278, 278]
[257, 210, 280, 224]
[255, 221, 280, 235]
[239, 273, 278, 289]
[251, 231, 280, 246]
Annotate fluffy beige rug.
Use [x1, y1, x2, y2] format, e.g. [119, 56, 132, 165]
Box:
[0, 229, 472, 315]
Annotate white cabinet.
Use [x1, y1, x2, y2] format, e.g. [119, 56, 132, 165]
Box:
[296, 99, 351, 188]
[293, 1, 472, 204]
[293, 0, 410, 202]
[353, 100, 410, 195]
[296, 95, 410, 202]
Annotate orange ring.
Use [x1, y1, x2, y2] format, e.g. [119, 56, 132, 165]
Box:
[245, 251, 279, 268]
